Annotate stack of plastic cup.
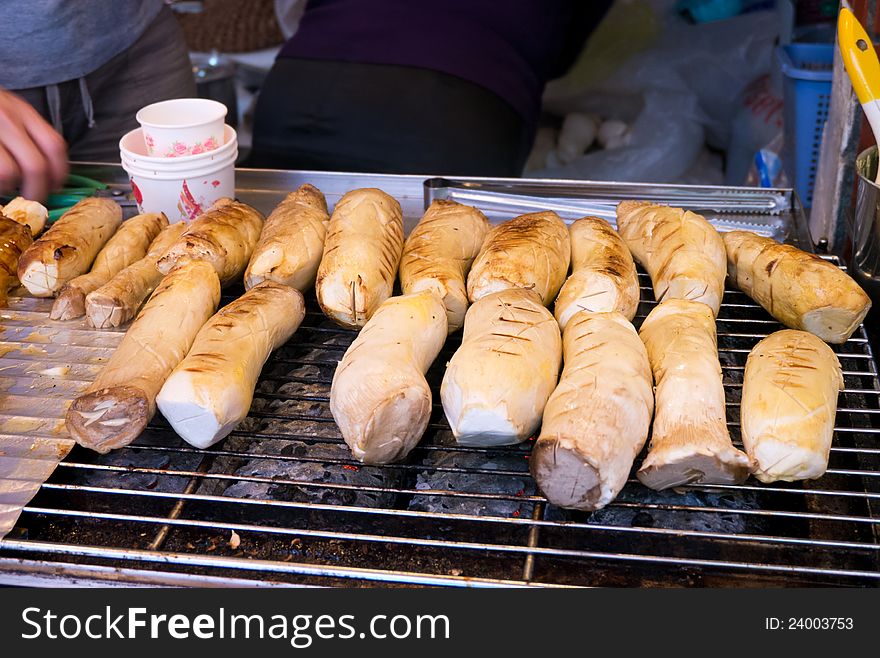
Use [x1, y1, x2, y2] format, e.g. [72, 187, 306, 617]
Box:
[120, 99, 237, 223]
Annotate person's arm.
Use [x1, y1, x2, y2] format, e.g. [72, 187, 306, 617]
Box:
[0, 87, 68, 201]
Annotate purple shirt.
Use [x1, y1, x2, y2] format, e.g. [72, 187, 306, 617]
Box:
[279, 0, 609, 130]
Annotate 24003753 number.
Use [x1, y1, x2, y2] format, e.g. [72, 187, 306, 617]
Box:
[790, 618, 853, 630]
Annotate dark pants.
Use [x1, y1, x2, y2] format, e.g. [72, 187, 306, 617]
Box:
[15, 6, 195, 163]
[249, 58, 532, 177]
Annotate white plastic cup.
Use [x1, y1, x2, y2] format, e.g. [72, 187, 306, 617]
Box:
[122, 150, 237, 223]
[120, 125, 237, 170]
[135, 98, 227, 157]
[120, 124, 237, 223]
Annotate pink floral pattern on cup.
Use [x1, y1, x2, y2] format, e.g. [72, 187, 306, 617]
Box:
[161, 134, 221, 158]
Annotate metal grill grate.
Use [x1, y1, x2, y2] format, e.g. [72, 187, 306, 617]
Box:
[1, 260, 878, 587]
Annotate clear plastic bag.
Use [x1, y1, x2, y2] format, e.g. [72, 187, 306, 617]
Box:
[538, 91, 704, 183]
[534, 8, 779, 183]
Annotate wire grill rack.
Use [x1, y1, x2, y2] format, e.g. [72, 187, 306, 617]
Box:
[0, 261, 879, 587]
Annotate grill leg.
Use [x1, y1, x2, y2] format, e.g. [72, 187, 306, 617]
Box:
[521, 502, 544, 583]
[147, 455, 215, 552]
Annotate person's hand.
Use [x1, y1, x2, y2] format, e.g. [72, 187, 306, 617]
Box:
[0, 87, 68, 201]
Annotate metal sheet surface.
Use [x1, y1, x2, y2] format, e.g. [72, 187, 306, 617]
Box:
[0, 297, 123, 538]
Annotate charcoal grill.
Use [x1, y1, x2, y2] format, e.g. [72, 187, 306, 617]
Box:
[0, 167, 877, 587]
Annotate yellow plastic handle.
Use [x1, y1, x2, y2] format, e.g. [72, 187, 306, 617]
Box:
[839, 7, 880, 105]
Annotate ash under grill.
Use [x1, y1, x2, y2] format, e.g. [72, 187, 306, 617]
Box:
[1, 263, 879, 587]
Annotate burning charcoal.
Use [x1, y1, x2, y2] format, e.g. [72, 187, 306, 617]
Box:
[717, 349, 746, 370]
[408, 442, 534, 518]
[232, 416, 263, 435]
[262, 418, 344, 440]
[582, 485, 767, 535]
[275, 380, 328, 398]
[250, 395, 333, 419]
[260, 362, 325, 385]
[66, 428, 202, 493]
[200, 437, 400, 508]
